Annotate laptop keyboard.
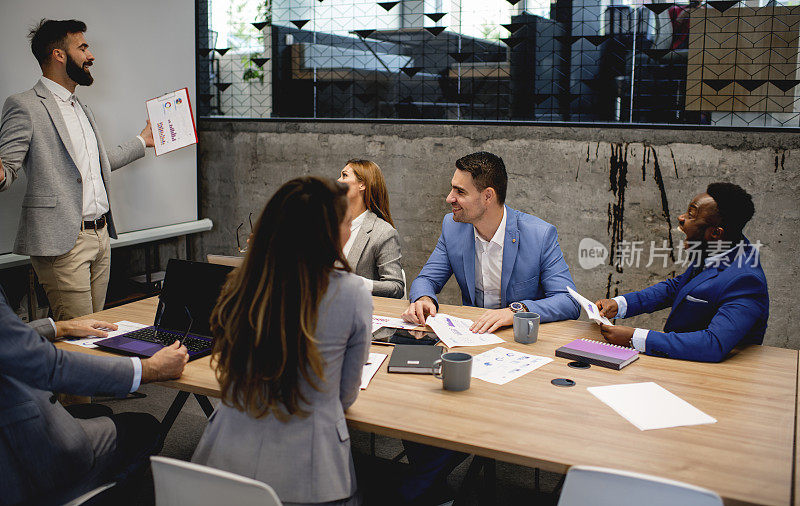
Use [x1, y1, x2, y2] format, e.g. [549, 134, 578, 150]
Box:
[123, 328, 211, 353]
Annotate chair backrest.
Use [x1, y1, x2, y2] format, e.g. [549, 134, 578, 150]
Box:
[401, 268, 408, 300]
[206, 254, 244, 268]
[557, 465, 723, 506]
[151, 456, 282, 506]
[63, 482, 116, 506]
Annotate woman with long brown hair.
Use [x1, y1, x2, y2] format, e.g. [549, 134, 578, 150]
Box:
[337, 159, 404, 298]
[192, 177, 372, 506]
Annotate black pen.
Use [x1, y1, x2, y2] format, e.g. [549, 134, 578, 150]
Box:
[180, 306, 193, 346]
[154, 300, 165, 342]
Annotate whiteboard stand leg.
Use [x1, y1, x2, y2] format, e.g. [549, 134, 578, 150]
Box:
[144, 242, 161, 285]
[145, 245, 152, 284]
[185, 234, 193, 261]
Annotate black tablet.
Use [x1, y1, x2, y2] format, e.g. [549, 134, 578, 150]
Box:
[371, 327, 440, 346]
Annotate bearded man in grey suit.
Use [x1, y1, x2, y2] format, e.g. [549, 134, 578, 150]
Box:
[0, 19, 154, 320]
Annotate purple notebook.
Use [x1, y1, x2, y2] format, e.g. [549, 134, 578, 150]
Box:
[555, 339, 639, 370]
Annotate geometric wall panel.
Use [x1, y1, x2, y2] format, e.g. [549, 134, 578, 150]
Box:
[686, 6, 800, 113]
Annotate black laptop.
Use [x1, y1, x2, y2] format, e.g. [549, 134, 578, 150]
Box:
[94, 259, 233, 360]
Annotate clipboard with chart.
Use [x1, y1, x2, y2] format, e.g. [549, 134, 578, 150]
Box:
[146, 88, 198, 156]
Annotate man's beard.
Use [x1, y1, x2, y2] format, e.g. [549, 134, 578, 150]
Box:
[66, 54, 93, 86]
[452, 205, 483, 225]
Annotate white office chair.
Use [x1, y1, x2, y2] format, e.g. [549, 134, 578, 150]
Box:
[556, 465, 722, 506]
[151, 456, 282, 506]
[63, 482, 116, 506]
[401, 268, 408, 299]
[206, 254, 244, 268]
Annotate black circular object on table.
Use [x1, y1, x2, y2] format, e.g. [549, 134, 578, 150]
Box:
[568, 361, 590, 369]
[551, 378, 575, 387]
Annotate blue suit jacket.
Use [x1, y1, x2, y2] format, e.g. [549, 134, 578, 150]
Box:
[622, 242, 769, 362]
[409, 206, 580, 323]
[0, 287, 134, 504]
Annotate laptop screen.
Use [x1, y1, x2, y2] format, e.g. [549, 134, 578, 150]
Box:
[156, 259, 234, 339]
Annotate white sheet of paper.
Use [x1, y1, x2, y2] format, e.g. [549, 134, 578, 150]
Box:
[426, 313, 504, 348]
[146, 88, 197, 156]
[471, 347, 553, 385]
[567, 286, 614, 326]
[361, 352, 387, 389]
[371, 315, 420, 333]
[65, 320, 149, 349]
[587, 382, 717, 431]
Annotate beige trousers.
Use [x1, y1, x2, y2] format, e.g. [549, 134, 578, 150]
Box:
[31, 226, 111, 321]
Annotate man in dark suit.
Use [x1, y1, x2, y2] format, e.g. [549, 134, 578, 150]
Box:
[0, 287, 189, 504]
[595, 182, 769, 362]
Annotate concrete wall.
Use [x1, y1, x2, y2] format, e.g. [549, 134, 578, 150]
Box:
[196, 120, 800, 349]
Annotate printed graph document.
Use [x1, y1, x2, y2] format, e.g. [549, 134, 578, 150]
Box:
[471, 347, 552, 385]
[361, 353, 387, 389]
[567, 286, 614, 326]
[372, 315, 420, 333]
[587, 382, 717, 430]
[426, 313, 504, 348]
[66, 320, 148, 349]
[146, 88, 197, 156]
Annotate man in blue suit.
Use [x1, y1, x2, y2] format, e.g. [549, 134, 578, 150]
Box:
[403, 151, 580, 331]
[595, 182, 768, 362]
[396, 152, 578, 504]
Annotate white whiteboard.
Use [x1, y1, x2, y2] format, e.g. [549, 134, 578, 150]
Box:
[0, 0, 198, 254]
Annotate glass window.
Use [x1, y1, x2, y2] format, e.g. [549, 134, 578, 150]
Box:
[198, 0, 800, 127]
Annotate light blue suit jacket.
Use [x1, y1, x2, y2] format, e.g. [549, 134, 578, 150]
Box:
[622, 241, 769, 362]
[409, 206, 580, 322]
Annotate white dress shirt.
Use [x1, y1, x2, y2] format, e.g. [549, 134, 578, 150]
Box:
[37, 77, 146, 221]
[613, 244, 743, 351]
[343, 210, 367, 258]
[46, 317, 142, 392]
[342, 210, 373, 292]
[474, 208, 506, 309]
[40, 77, 109, 221]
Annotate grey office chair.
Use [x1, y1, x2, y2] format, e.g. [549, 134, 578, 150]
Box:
[151, 456, 282, 506]
[556, 465, 723, 506]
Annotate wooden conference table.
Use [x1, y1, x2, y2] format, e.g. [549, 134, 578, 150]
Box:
[57, 296, 797, 506]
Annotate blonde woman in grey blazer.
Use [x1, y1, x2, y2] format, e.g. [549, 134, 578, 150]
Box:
[192, 178, 372, 506]
[338, 159, 405, 298]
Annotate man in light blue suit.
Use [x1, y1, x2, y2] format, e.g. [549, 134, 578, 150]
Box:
[403, 151, 579, 332]
[397, 152, 578, 503]
[596, 183, 769, 362]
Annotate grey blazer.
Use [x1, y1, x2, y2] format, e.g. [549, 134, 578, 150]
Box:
[192, 271, 372, 505]
[0, 80, 145, 256]
[0, 289, 134, 505]
[346, 211, 404, 298]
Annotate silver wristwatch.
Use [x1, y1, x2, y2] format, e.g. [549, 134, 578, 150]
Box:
[509, 301, 529, 313]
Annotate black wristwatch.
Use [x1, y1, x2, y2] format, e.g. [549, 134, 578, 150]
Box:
[509, 302, 529, 313]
